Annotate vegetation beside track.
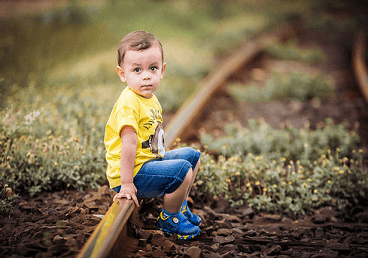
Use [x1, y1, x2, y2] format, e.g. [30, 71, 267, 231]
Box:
[196, 119, 367, 216]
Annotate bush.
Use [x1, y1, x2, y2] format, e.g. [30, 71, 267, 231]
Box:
[0, 185, 19, 217]
[0, 108, 107, 197]
[201, 118, 359, 165]
[228, 72, 334, 103]
[193, 148, 367, 216]
[264, 39, 325, 64]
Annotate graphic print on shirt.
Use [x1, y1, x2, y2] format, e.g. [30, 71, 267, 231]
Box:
[141, 109, 165, 157]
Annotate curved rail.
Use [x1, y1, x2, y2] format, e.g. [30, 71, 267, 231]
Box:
[352, 28, 368, 104]
[77, 23, 297, 258]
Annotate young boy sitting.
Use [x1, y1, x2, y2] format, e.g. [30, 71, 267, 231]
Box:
[104, 30, 201, 240]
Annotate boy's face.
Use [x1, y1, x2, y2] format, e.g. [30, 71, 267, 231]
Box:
[117, 44, 166, 99]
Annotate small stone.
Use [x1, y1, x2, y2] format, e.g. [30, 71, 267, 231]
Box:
[245, 230, 257, 237]
[214, 219, 232, 229]
[232, 227, 245, 236]
[221, 214, 241, 223]
[217, 228, 232, 236]
[211, 243, 220, 251]
[262, 214, 282, 222]
[97, 185, 112, 197]
[222, 244, 236, 253]
[237, 244, 251, 253]
[204, 226, 215, 236]
[138, 239, 147, 248]
[266, 245, 282, 256]
[203, 206, 220, 220]
[163, 240, 177, 251]
[184, 246, 203, 258]
[53, 235, 66, 245]
[213, 235, 235, 245]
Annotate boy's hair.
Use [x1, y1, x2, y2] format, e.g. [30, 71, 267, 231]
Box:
[117, 30, 164, 66]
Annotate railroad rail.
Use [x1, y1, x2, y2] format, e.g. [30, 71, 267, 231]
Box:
[77, 23, 297, 258]
[353, 28, 368, 105]
[77, 198, 136, 258]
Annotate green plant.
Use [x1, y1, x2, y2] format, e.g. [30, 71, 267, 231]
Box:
[0, 185, 19, 217]
[0, 107, 107, 197]
[193, 148, 367, 216]
[264, 39, 325, 64]
[228, 72, 334, 103]
[201, 118, 359, 164]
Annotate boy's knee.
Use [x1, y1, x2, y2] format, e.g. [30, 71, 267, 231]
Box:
[184, 167, 193, 183]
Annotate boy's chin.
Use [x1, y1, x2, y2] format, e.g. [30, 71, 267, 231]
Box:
[139, 92, 153, 99]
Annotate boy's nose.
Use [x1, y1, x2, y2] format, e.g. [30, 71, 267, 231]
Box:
[143, 73, 150, 80]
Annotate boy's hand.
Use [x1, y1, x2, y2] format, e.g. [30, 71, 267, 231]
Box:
[113, 183, 139, 207]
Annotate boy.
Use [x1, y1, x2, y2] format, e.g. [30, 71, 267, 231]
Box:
[104, 31, 201, 240]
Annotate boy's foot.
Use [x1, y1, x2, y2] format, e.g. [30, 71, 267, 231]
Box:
[157, 210, 200, 240]
[181, 200, 201, 226]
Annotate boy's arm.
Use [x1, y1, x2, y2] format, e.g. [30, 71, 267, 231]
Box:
[113, 125, 140, 207]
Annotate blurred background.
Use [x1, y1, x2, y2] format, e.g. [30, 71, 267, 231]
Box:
[1, 0, 367, 111]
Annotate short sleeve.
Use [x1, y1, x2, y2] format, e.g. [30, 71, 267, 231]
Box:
[116, 106, 139, 137]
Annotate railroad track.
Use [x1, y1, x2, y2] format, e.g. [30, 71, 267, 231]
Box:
[77, 26, 368, 258]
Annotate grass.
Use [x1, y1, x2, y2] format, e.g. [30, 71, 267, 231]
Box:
[228, 72, 334, 103]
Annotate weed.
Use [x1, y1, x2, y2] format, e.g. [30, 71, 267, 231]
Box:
[193, 148, 367, 216]
[228, 72, 334, 103]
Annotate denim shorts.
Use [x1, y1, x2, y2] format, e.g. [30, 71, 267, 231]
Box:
[113, 147, 201, 198]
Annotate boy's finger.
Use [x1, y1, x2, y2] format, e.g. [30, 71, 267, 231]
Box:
[132, 195, 139, 207]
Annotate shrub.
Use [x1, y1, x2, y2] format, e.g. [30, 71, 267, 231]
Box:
[193, 148, 367, 216]
[264, 39, 325, 64]
[0, 185, 19, 217]
[201, 118, 359, 166]
[228, 72, 334, 103]
[0, 108, 107, 197]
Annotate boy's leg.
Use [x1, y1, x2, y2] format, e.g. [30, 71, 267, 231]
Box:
[157, 166, 200, 239]
[133, 153, 200, 239]
[164, 167, 193, 213]
[161, 147, 202, 226]
[184, 159, 200, 200]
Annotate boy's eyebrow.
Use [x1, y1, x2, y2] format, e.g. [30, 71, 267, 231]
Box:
[131, 61, 160, 66]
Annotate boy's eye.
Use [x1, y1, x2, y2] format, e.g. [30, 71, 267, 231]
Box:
[134, 68, 141, 73]
[150, 66, 158, 71]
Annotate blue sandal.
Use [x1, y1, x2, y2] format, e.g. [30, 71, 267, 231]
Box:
[181, 199, 202, 226]
[157, 209, 200, 240]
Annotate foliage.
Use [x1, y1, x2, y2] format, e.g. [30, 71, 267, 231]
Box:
[0, 185, 19, 217]
[193, 148, 367, 216]
[0, 107, 107, 197]
[265, 39, 325, 64]
[201, 119, 359, 165]
[228, 72, 334, 103]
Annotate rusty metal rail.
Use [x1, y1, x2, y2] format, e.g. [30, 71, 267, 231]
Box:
[77, 198, 135, 258]
[353, 28, 368, 104]
[77, 24, 297, 258]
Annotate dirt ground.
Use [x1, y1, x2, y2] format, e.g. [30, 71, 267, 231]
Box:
[1, 9, 368, 258]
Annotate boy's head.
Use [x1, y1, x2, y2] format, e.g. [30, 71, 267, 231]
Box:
[116, 30, 166, 99]
[117, 30, 164, 67]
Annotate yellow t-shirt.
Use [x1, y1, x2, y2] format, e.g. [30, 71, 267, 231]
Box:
[104, 87, 165, 188]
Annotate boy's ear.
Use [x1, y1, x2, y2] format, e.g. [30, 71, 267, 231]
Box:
[160, 63, 166, 79]
[116, 66, 126, 82]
